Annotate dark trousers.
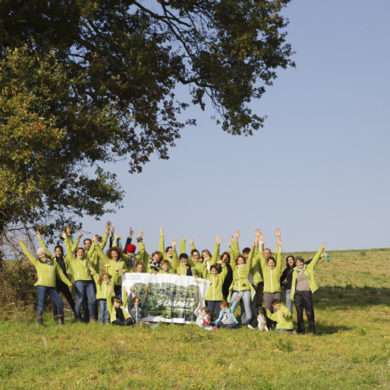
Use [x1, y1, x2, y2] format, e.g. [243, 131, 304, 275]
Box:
[206, 300, 222, 321]
[36, 286, 64, 318]
[112, 318, 133, 326]
[294, 290, 315, 333]
[114, 285, 122, 298]
[249, 282, 264, 327]
[53, 280, 76, 317]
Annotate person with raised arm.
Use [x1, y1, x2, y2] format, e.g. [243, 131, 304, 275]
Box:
[36, 230, 76, 319]
[229, 230, 256, 326]
[204, 236, 226, 320]
[93, 237, 126, 298]
[19, 240, 72, 325]
[136, 231, 164, 273]
[64, 231, 96, 322]
[256, 228, 284, 328]
[290, 244, 325, 334]
[171, 241, 193, 276]
[83, 221, 111, 272]
[159, 227, 176, 263]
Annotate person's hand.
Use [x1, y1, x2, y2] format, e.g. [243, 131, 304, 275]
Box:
[78, 232, 84, 240]
[65, 225, 72, 236]
[320, 243, 326, 253]
[105, 221, 112, 232]
[215, 236, 222, 245]
[129, 227, 134, 237]
[160, 227, 164, 235]
[93, 234, 99, 242]
[274, 227, 282, 239]
[171, 241, 177, 249]
[111, 226, 116, 235]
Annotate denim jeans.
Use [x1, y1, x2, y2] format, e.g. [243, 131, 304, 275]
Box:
[231, 290, 252, 325]
[98, 299, 109, 324]
[285, 289, 293, 313]
[74, 281, 96, 322]
[36, 286, 64, 317]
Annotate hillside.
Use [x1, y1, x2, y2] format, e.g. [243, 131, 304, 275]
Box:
[0, 248, 389, 389]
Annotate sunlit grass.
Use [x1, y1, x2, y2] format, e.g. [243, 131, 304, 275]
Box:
[1, 248, 390, 389]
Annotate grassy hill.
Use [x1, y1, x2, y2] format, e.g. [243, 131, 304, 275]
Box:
[1, 248, 390, 389]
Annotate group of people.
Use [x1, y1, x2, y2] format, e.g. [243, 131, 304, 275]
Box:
[19, 223, 326, 334]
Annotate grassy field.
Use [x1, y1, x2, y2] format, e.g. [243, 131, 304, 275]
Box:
[1, 248, 390, 389]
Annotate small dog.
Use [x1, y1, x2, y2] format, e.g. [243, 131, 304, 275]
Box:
[257, 310, 269, 332]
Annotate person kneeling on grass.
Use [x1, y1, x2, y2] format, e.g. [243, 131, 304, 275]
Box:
[107, 296, 133, 326]
[266, 300, 294, 332]
[213, 301, 239, 329]
[194, 305, 213, 330]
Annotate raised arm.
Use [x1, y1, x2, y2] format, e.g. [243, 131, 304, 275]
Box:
[159, 227, 165, 256]
[256, 230, 266, 270]
[211, 236, 221, 265]
[179, 239, 187, 255]
[36, 231, 52, 258]
[171, 241, 179, 272]
[274, 228, 283, 273]
[307, 243, 325, 271]
[99, 221, 111, 249]
[19, 241, 38, 266]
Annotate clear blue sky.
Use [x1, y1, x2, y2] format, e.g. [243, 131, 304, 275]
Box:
[84, 0, 390, 252]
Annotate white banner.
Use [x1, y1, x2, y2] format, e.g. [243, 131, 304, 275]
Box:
[122, 273, 210, 324]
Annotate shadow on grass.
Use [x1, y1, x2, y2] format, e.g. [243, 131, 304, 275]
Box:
[315, 286, 390, 308]
[315, 324, 353, 335]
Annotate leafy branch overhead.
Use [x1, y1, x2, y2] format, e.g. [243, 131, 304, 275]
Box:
[0, 0, 294, 232]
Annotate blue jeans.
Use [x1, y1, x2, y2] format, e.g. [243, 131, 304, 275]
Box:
[74, 281, 96, 322]
[231, 291, 252, 325]
[98, 299, 109, 324]
[36, 286, 64, 317]
[285, 289, 293, 313]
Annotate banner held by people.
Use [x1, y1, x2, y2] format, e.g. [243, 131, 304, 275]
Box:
[122, 273, 210, 324]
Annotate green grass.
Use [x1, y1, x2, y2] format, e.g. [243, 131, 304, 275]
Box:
[1, 248, 390, 389]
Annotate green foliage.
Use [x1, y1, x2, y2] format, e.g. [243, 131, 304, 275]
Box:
[0, 1, 294, 233]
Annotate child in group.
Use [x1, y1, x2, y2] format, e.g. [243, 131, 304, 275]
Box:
[94, 242, 126, 297]
[172, 242, 193, 276]
[194, 306, 213, 330]
[213, 301, 239, 329]
[90, 271, 113, 324]
[159, 260, 173, 274]
[204, 236, 226, 320]
[290, 244, 325, 334]
[107, 296, 133, 326]
[280, 255, 296, 312]
[266, 300, 294, 332]
[19, 240, 72, 325]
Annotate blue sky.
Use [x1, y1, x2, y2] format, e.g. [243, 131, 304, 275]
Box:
[84, 0, 390, 252]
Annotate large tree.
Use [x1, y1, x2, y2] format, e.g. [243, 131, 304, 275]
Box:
[0, 0, 294, 235]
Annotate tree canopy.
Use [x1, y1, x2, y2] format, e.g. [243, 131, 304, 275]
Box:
[0, 0, 294, 234]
